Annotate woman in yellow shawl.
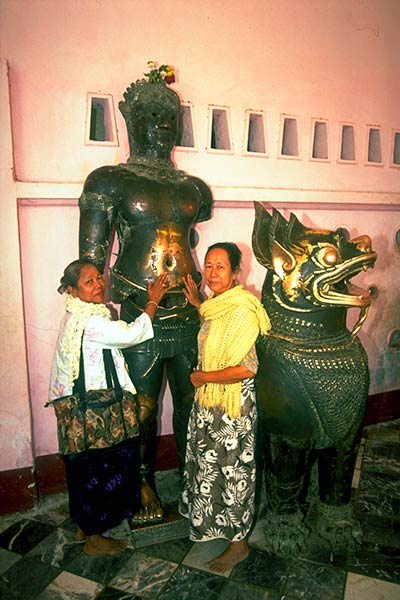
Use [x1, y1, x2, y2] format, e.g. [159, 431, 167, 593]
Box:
[179, 242, 270, 574]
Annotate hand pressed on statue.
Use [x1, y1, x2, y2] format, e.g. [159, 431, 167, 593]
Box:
[183, 274, 202, 310]
[144, 273, 170, 319]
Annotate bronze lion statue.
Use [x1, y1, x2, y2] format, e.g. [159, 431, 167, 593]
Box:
[252, 202, 377, 555]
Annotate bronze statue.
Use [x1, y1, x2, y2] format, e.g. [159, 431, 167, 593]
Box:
[252, 203, 377, 555]
[79, 67, 213, 524]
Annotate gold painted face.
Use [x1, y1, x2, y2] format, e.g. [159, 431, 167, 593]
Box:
[254, 205, 377, 312]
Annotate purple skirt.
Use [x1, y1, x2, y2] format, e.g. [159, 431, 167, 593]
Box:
[63, 438, 141, 535]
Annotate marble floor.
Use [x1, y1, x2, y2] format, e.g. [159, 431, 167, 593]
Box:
[0, 420, 399, 600]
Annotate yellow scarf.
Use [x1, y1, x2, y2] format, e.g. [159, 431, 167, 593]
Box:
[61, 295, 111, 385]
[197, 285, 271, 418]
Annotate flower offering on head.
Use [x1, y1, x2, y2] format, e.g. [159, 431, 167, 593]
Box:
[144, 60, 176, 84]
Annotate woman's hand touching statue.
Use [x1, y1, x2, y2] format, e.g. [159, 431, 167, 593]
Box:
[183, 274, 202, 310]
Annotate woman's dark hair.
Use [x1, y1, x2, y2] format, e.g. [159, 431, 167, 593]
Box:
[205, 242, 242, 272]
[57, 257, 97, 294]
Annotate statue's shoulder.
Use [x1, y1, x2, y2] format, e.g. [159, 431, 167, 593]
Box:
[187, 174, 212, 196]
[79, 165, 128, 210]
[187, 175, 213, 222]
[83, 164, 128, 189]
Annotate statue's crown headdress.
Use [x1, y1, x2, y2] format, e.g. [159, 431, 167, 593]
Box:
[119, 61, 179, 123]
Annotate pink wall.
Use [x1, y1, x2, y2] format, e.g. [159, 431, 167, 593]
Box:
[0, 58, 32, 471]
[16, 198, 400, 461]
[0, 0, 399, 472]
[1, 0, 399, 188]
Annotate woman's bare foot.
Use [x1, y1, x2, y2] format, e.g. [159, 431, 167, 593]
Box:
[83, 534, 128, 555]
[205, 540, 249, 575]
[131, 480, 164, 526]
[73, 527, 86, 542]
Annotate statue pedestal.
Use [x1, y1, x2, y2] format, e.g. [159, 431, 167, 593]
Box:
[130, 510, 188, 549]
[129, 469, 188, 548]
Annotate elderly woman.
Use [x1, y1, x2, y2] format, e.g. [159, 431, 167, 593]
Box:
[49, 258, 168, 555]
[180, 242, 271, 574]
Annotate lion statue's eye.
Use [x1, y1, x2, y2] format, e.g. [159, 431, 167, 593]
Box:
[322, 247, 338, 265]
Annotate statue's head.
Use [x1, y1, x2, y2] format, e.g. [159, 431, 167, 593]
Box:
[252, 202, 377, 336]
[119, 79, 181, 156]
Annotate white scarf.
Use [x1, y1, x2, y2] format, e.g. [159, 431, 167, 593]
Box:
[61, 295, 111, 384]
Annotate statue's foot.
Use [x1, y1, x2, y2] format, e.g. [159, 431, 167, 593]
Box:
[315, 501, 362, 549]
[264, 510, 310, 556]
[131, 479, 164, 526]
[73, 527, 86, 542]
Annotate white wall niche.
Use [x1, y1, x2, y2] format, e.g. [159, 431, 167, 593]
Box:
[278, 114, 300, 160]
[338, 122, 357, 163]
[390, 129, 400, 168]
[176, 102, 197, 151]
[395, 228, 400, 250]
[84, 92, 119, 146]
[365, 125, 383, 166]
[207, 105, 233, 154]
[243, 110, 268, 157]
[310, 118, 329, 162]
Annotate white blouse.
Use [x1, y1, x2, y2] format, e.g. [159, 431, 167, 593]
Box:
[49, 312, 153, 400]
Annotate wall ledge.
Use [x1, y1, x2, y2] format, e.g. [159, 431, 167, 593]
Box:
[15, 181, 400, 207]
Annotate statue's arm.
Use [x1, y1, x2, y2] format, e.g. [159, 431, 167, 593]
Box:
[190, 176, 213, 223]
[78, 172, 116, 273]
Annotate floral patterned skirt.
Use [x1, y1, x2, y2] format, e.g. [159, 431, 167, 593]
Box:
[179, 378, 257, 542]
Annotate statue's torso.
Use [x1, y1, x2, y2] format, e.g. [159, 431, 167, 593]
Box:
[256, 275, 369, 447]
[80, 163, 211, 303]
[113, 174, 201, 290]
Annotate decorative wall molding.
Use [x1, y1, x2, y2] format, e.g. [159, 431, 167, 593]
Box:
[15, 182, 400, 207]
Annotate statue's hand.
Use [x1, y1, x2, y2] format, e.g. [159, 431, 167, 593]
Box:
[183, 274, 202, 310]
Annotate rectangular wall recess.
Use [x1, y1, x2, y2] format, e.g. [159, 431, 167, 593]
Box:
[365, 126, 383, 165]
[244, 110, 267, 155]
[310, 119, 329, 161]
[390, 129, 400, 167]
[176, 103, 196, 149]
[85, 93, 119, 146]
[279, 115, 299, 158]
[207, 106, 233, 153]
[338, 123, 356, 162]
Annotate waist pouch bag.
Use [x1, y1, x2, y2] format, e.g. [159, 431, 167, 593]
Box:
[46, 341, 139, 455]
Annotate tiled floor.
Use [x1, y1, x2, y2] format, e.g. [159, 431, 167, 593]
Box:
[0, 420, 399, 599]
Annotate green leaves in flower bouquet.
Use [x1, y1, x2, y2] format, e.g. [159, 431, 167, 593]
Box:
[144, 60, 175, 84]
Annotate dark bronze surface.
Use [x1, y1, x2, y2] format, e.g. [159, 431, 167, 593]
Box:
[252, 203, 377, 555]
[79, 79, 213, 495]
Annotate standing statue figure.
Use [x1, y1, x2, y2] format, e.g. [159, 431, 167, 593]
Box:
[252, 203, 377, 556]
[78, 64, 213, 524]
